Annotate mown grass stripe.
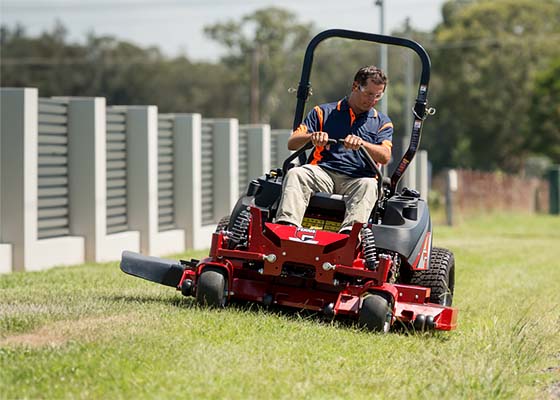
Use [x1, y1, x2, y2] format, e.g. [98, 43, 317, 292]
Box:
[0, 214, 558, 399]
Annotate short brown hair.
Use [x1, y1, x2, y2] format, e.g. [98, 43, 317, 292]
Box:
[353, 65, 388, 87]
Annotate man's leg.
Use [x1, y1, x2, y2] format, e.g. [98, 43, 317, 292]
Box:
[333, 173, 378, 232]
[275, 165, 334, 226]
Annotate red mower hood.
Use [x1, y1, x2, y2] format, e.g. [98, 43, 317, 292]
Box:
[264, 223, 348, 247]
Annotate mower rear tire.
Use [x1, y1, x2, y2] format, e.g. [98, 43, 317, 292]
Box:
[359, 294, 391, 333]
[411, 247, 455, 306]
[215, 216, 230, 233]
[196, 267, 228, 308]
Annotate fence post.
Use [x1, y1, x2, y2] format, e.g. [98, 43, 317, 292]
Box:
[403, 155, 417, 191]
[0, 88, 38, 272]
[0, 88, 39, 271]
[67, 97, 107, 262]
[212, 119, 239, 221]
[445, 169, 458, 226]
[174, 113, 206, 249]
[416, 150, 429, 200]
[549, 165, 560, 215]
[247, 124, 271, 180]
[271, 129, 292, 169]
[0, 92, 2, 271]
[126, 106, 159, 254]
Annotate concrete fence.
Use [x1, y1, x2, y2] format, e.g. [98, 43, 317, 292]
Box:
[0, 88, 290, 273]
[0, 88, 430, 273]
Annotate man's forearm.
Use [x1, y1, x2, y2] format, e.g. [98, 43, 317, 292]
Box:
[288, 130, 391, 164]
[362, 141, 391, 165]
[287, 131, 312, 150]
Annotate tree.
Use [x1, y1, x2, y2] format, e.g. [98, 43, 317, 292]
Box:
[424, 0, 560, 172]
[529, 57, 560, 163]
[204, 7, 314, 127]
[0, 23, 228, 115]
[1, 22, 90, 95]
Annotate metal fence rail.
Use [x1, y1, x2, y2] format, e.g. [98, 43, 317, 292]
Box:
[106, 108, 129, 234]
[201, 120, 215, 225]
[158, 115, 176, 231]
[238, 125, 249, 196]
[37, 98, 70, 239]
[270, 130, 279, 169]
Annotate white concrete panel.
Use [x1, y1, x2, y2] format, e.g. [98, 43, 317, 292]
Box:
[127, 106, 159, 254]
[192, 225, 216, 251]
[247, 124, 271, 179]
[98, 231, 141, 263]
[68, 97, 108, 261]
[0, 244, 12, 274]
[174, 114, 201, 250]
[1, 88, 39, 271]
[212, 119, 239, 222]
[152, 229, 186, 257]
[27, 236, 85, 271]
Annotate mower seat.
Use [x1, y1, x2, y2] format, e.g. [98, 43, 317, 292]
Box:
[307, 192, 346, 214]
[302, 193, 347, 230]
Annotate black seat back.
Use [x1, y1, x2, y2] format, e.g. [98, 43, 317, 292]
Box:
[307, 192, 346, 214]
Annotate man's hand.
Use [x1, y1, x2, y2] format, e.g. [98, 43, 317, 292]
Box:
[343, 134, 363, 150]
[310, 131, 329, 147]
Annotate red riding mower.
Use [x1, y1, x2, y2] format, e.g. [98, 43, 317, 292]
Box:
[121, 29, 457, 333]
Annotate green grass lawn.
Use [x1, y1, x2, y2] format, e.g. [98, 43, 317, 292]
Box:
[1, 213, 559, 399]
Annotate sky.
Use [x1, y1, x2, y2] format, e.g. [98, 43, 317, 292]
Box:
[1, 0, 448, 61]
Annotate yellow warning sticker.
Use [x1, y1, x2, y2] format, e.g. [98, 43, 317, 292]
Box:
[302, 217, 325, 230]
[323, 221, 341, 232]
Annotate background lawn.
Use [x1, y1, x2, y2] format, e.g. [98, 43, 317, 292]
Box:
[1, 213, 559, 399]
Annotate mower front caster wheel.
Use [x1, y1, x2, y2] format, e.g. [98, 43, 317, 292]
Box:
[196, 267, 228, 308]
[181, 279, 193, 297]
[413, 314, 436, 332]
[359, 294, 392, 333]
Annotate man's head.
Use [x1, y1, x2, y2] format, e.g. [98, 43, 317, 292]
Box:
[349, 65, 387, 114]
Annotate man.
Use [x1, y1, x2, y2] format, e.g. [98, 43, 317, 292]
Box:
[275, 65, 393, 234]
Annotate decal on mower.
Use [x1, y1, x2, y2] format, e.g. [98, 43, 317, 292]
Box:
[289, 227, 318, 244]
[412, 231, 432, 270]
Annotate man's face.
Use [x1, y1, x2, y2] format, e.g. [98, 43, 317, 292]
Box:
[351, 79, 385, 113]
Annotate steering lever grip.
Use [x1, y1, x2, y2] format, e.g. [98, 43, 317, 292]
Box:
[326, 138, 345, 145]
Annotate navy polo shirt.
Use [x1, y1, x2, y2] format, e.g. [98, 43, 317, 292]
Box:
[294, 97, 393, 178]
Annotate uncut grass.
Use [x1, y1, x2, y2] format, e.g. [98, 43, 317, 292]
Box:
[1, 214, 559, 399]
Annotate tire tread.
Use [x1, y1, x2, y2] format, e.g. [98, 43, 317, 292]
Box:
[215, 216, 230, 233]
[410, 247, 455, 305]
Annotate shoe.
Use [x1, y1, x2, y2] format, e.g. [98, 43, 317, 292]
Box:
[276, 220, 298, 227]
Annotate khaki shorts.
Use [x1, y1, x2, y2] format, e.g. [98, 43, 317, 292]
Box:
[275, 164, 378, 231]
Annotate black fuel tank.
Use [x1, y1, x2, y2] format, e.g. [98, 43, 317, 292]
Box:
[372, 196, 431, 264]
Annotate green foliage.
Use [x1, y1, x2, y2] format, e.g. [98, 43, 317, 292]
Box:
[1, 214, 559, 399]
[1, 3, 559, 173]
[528, 57, 560, 163]
[204, 8, 314, 126]
[424, 0, 560, 172]
[0, 24, 240, 117]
